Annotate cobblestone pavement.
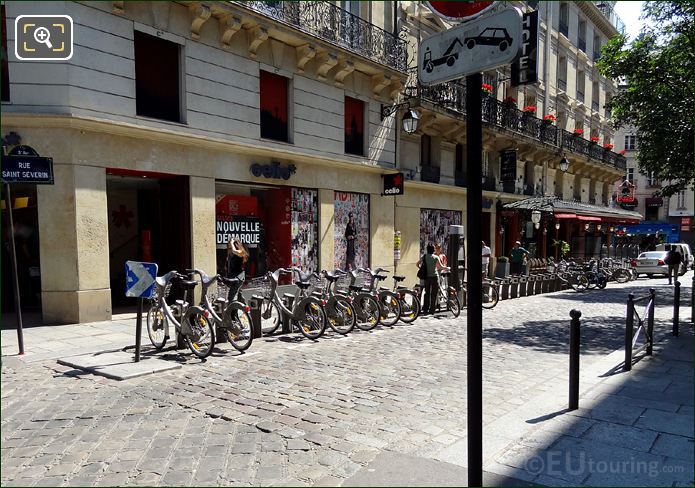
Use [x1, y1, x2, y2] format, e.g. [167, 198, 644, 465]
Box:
[2, 274, 692, 486]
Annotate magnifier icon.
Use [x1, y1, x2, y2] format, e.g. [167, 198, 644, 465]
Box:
[33, 27, 53, 49]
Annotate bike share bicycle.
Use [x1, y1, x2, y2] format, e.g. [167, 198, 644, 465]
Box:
[186, 268, 253, 351]
[294, 267, 356, 335]
[146, 270, 215, 359]
[355, 267, 401, 326]
[333, 269, 381, 331]
[413, 267, 461, 317]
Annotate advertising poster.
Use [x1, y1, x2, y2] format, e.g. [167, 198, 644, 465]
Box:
[291, 188, 319, 272]
[334, 191, 370, 270]
[419, 208, 462, 255]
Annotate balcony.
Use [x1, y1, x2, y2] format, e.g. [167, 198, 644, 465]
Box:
[578, 37, 586, 53]
[559, 20, 569, 37]
[234, 1, 408, 72]
[594, 2, 627, 35]
[420, 165, 441, 184]
[592, 100, 600, 111]
[577, 91, 585, 103]
[558, 78, 567, 91]
[406, 82, 627, 175]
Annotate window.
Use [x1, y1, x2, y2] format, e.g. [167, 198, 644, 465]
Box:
[134, 30, 181, 122]
[344, 96, 364, 156]
[1, 5, 9, 102]
[624, 134, 637, 151]
[559, 3, 569, 37]
[578, 20, 586, 52]
[591, 81, 599, 111]
[421, 135, 432, 166]
[593, 35, 601, 62]
[557, 56, 567, 91]
[455, 143, 464, 173]
[647, 171, 660, 187]
[383, 1, 394, 34]
[677, 191, 687, 209]
[260, 71, 289, 142]
[604, 93, 612, 118]
[627, 168, 634, 183]
[576, 70, 585, 102]
[645, 206, 659, 221]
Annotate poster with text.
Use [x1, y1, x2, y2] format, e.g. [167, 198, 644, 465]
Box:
[291, 188, 319, 273]
[334, 191, 370, 270]
[419, 208, 462, 255]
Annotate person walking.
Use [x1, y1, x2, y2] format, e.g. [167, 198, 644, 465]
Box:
[418, 244, 443, 315]
[482, 241, 491, 279]
[510, 241, 529, 276]
[226, 237, 249, 301]
[665, 244, 682, 285]
[344, 212, 357, 270]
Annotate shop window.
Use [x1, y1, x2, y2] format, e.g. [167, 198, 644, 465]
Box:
[420, 209, 462, 256]
[260, 71, 289, 142]
[134, 30, 181, 123]
[645, 206, 659, 221]
[334, 191, 369, 270]
[421, 135, 432, 166]
[1, 5, 9, 102]
[344, 96, 365, 156]
[215, 185, 318, 279]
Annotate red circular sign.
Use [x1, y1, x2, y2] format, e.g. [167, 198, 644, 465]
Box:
[425, 1, 496, 22]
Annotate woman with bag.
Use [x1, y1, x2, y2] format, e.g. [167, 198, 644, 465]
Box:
[418, 244, 442, 315]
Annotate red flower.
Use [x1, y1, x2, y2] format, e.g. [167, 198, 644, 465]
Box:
[523, 106, 537, 113]
[573, 128, 584, 135]
[543, 114, 556, 122]
[604, 144, 614, 150]
[619, 149, 626, 155]
[590, 136, 600, 142]
[503, 96, 517, 104]
[481, 83, 493, 95]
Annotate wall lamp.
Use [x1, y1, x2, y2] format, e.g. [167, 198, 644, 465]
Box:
[559, 155, 570, 172]
[381, 103, 420, 134]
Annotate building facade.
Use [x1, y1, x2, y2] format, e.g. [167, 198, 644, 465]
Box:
[1, 1, 630, 324]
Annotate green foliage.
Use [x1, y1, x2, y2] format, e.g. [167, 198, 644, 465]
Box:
[597, 0, 695, 196]
[496, 256, 509, 263]
[552, 240, 570, 258]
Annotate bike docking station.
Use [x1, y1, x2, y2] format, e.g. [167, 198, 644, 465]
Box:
[56, 260, 182, 380]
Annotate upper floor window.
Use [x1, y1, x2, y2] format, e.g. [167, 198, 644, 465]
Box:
[647, 171, 660, 187]
[1, 5, 9, 102]
[557, 56, 567, 91]
[455, 143, 464, 173]
[624, 134, 637, 151]
[576, 70, 585, 102]
[592, 34, 601, 62]
[134, 30, 182, 123]
[559, 3, 569, 37]
[677, 191, 687, 209]
[383, 1, 394, 34]
[421, 135, 432, 166]
[344, 96, 364, 156]
[627, 167, 634, 183]
[260, 71, 289, 142]
[578, 19, 586, 52]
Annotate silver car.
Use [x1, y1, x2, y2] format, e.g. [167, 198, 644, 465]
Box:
[633, 251, 669, 277]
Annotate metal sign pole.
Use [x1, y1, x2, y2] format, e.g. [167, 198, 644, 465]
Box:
[466, 72, 483, 487]
[134, 297, 143, 362]
[4, 183, 25, 355]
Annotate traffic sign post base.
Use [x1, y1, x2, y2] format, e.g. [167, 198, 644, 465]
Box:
[134, 298, 143, 362]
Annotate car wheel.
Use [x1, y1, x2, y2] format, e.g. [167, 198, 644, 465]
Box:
[467, 40, 476, 49]
[499, 40, 508, 52]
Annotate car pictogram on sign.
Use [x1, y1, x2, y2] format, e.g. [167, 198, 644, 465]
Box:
[423, 38, 464, 73]
[464, 27, 513, 51]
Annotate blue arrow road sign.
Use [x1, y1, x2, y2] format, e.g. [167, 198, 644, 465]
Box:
[125, 261, 158, 298]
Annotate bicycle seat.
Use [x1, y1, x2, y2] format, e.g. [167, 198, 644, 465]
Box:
[375, 274, 387, 280]
[349, 284, 362, 292]
[296, 281, 312, 290]
[324, 273, 339, 282]
[220, 276, 241, 287]
[393, 275, 406, 282]
[378, 286, 389, 292]
[179, 280, 198, 290]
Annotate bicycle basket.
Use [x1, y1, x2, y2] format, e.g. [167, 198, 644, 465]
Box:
[308, 274, 326, 295]
[245, 276, 271, 298]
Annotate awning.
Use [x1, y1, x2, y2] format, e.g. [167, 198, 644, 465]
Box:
[646, 197, 663, 207]
[577, 215, 601, 221]
[554, 213, 577, 219]
[504, 196, 643, 222]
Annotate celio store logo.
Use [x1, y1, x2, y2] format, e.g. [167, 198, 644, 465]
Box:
[250, 162, 297, 181]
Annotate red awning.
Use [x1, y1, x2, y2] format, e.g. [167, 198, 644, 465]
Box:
[554, 213, 577, 219]
[577, 215, 601, 221]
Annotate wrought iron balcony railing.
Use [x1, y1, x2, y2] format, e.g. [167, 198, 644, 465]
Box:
[577, 90, 585, 103]
[558, 78, 567, 91]
[592, 100, 600, 111]
[234, 1, 408, 72]
[407, 81, 627, 175]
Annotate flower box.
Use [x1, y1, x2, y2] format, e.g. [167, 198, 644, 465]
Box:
[503, 96, 517, 105]
[522, 106, 537, 114]
[590, 137, 600, 143]
[619, 149, 626, 155]
[603, 144, 614, 150]
[543, 114, 556, 124]
[481, 83, 493, 96]
[573, 128, 584, 135]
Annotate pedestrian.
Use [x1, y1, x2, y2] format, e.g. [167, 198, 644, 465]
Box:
[418, 244, 443, 315]
[434, 242, 448, 267]
[226, 236, 249, 301]
[345, 212, 357, 270]
[510, 241, 529, 276]
[665, 244, 682, 285]
[482, 241, 491, 279]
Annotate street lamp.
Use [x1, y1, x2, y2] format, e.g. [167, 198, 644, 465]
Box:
[559, 156, 570, 172]
[584, 223, 590, 231]
[555, 222, 561, 230]
[381, 103, 420, 134]
[609, 226, 614, 232]
[597, 224, 602, 231]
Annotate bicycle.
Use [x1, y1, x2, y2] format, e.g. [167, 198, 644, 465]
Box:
[257, 268, 327, 340]
[551, 260, 589, 291]
[414, 268, 461, 317]
[146, 270, 215, 359]
[333, 269, 381, 331]
[357, 267, 402, 327]
[460, 278, 499, 309]
[294, 268, 356, 335]
[187, 268, 253, 352]
[387, 274, 421, 323]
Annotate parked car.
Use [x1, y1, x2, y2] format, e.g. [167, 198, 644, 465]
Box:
[655, 243, 693, 275]
[632, 251, 669, 278]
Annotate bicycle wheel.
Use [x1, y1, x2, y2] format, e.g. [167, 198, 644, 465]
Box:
[613, 268, 630, 283]
[184, 308, 215, 359]
[260, 299, 281, 335]
[571, 274, 588, 292]
[447, 293, 461, 317]
[325, 296, 356, 335]
[222, 305, 253, 351]
[146, 304, 167, 350]
[296, 298, 326, 340]
[378, 293, 401, 327]
[398, 290, 421, 323]
[354, 295, 380, 331]
[481, 283, 499, 309]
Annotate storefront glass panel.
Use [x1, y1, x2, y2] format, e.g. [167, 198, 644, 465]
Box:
[420, 209, 462, 254]
[334, 191, 369, 270]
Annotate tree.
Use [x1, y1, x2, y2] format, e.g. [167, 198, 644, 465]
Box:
[597, 0, 694, 196]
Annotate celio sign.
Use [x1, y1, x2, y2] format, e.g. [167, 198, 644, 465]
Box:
[250, 161, 297, 180]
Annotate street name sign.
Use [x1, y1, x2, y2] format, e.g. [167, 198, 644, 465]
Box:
[418, 7, 523, 86]
[2, 145, 54, 184]
[125, 261, 158, 298]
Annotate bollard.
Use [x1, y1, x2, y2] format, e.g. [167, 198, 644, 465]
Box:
[673, 281, 681, 336]
[646, 288, 655, 355]
[569, 309, 581, 410]
[281, 294, 294, 334]
[249, 295, 264, 339]
[624, 293, 635, 371]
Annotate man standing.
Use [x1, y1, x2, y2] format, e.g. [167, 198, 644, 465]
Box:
[510, 241, 529, 276]
[481, 241, 491, 279]
[665, 245, 682, 285]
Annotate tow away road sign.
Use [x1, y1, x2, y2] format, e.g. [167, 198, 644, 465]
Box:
[418, 7, 522, 86]
[125, 261, 158, 298]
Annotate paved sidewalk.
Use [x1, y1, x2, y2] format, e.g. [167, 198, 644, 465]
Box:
[1, 274, 693, 486]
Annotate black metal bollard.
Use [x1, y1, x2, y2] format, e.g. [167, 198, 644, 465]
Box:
[569, 309, 581, 410]
[673, 281, 680, 336]
[624, 293, 635, 371]
[281, 295, 294, 334]
[647, 288, 655, 355]
[249, 295, 264, 339]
